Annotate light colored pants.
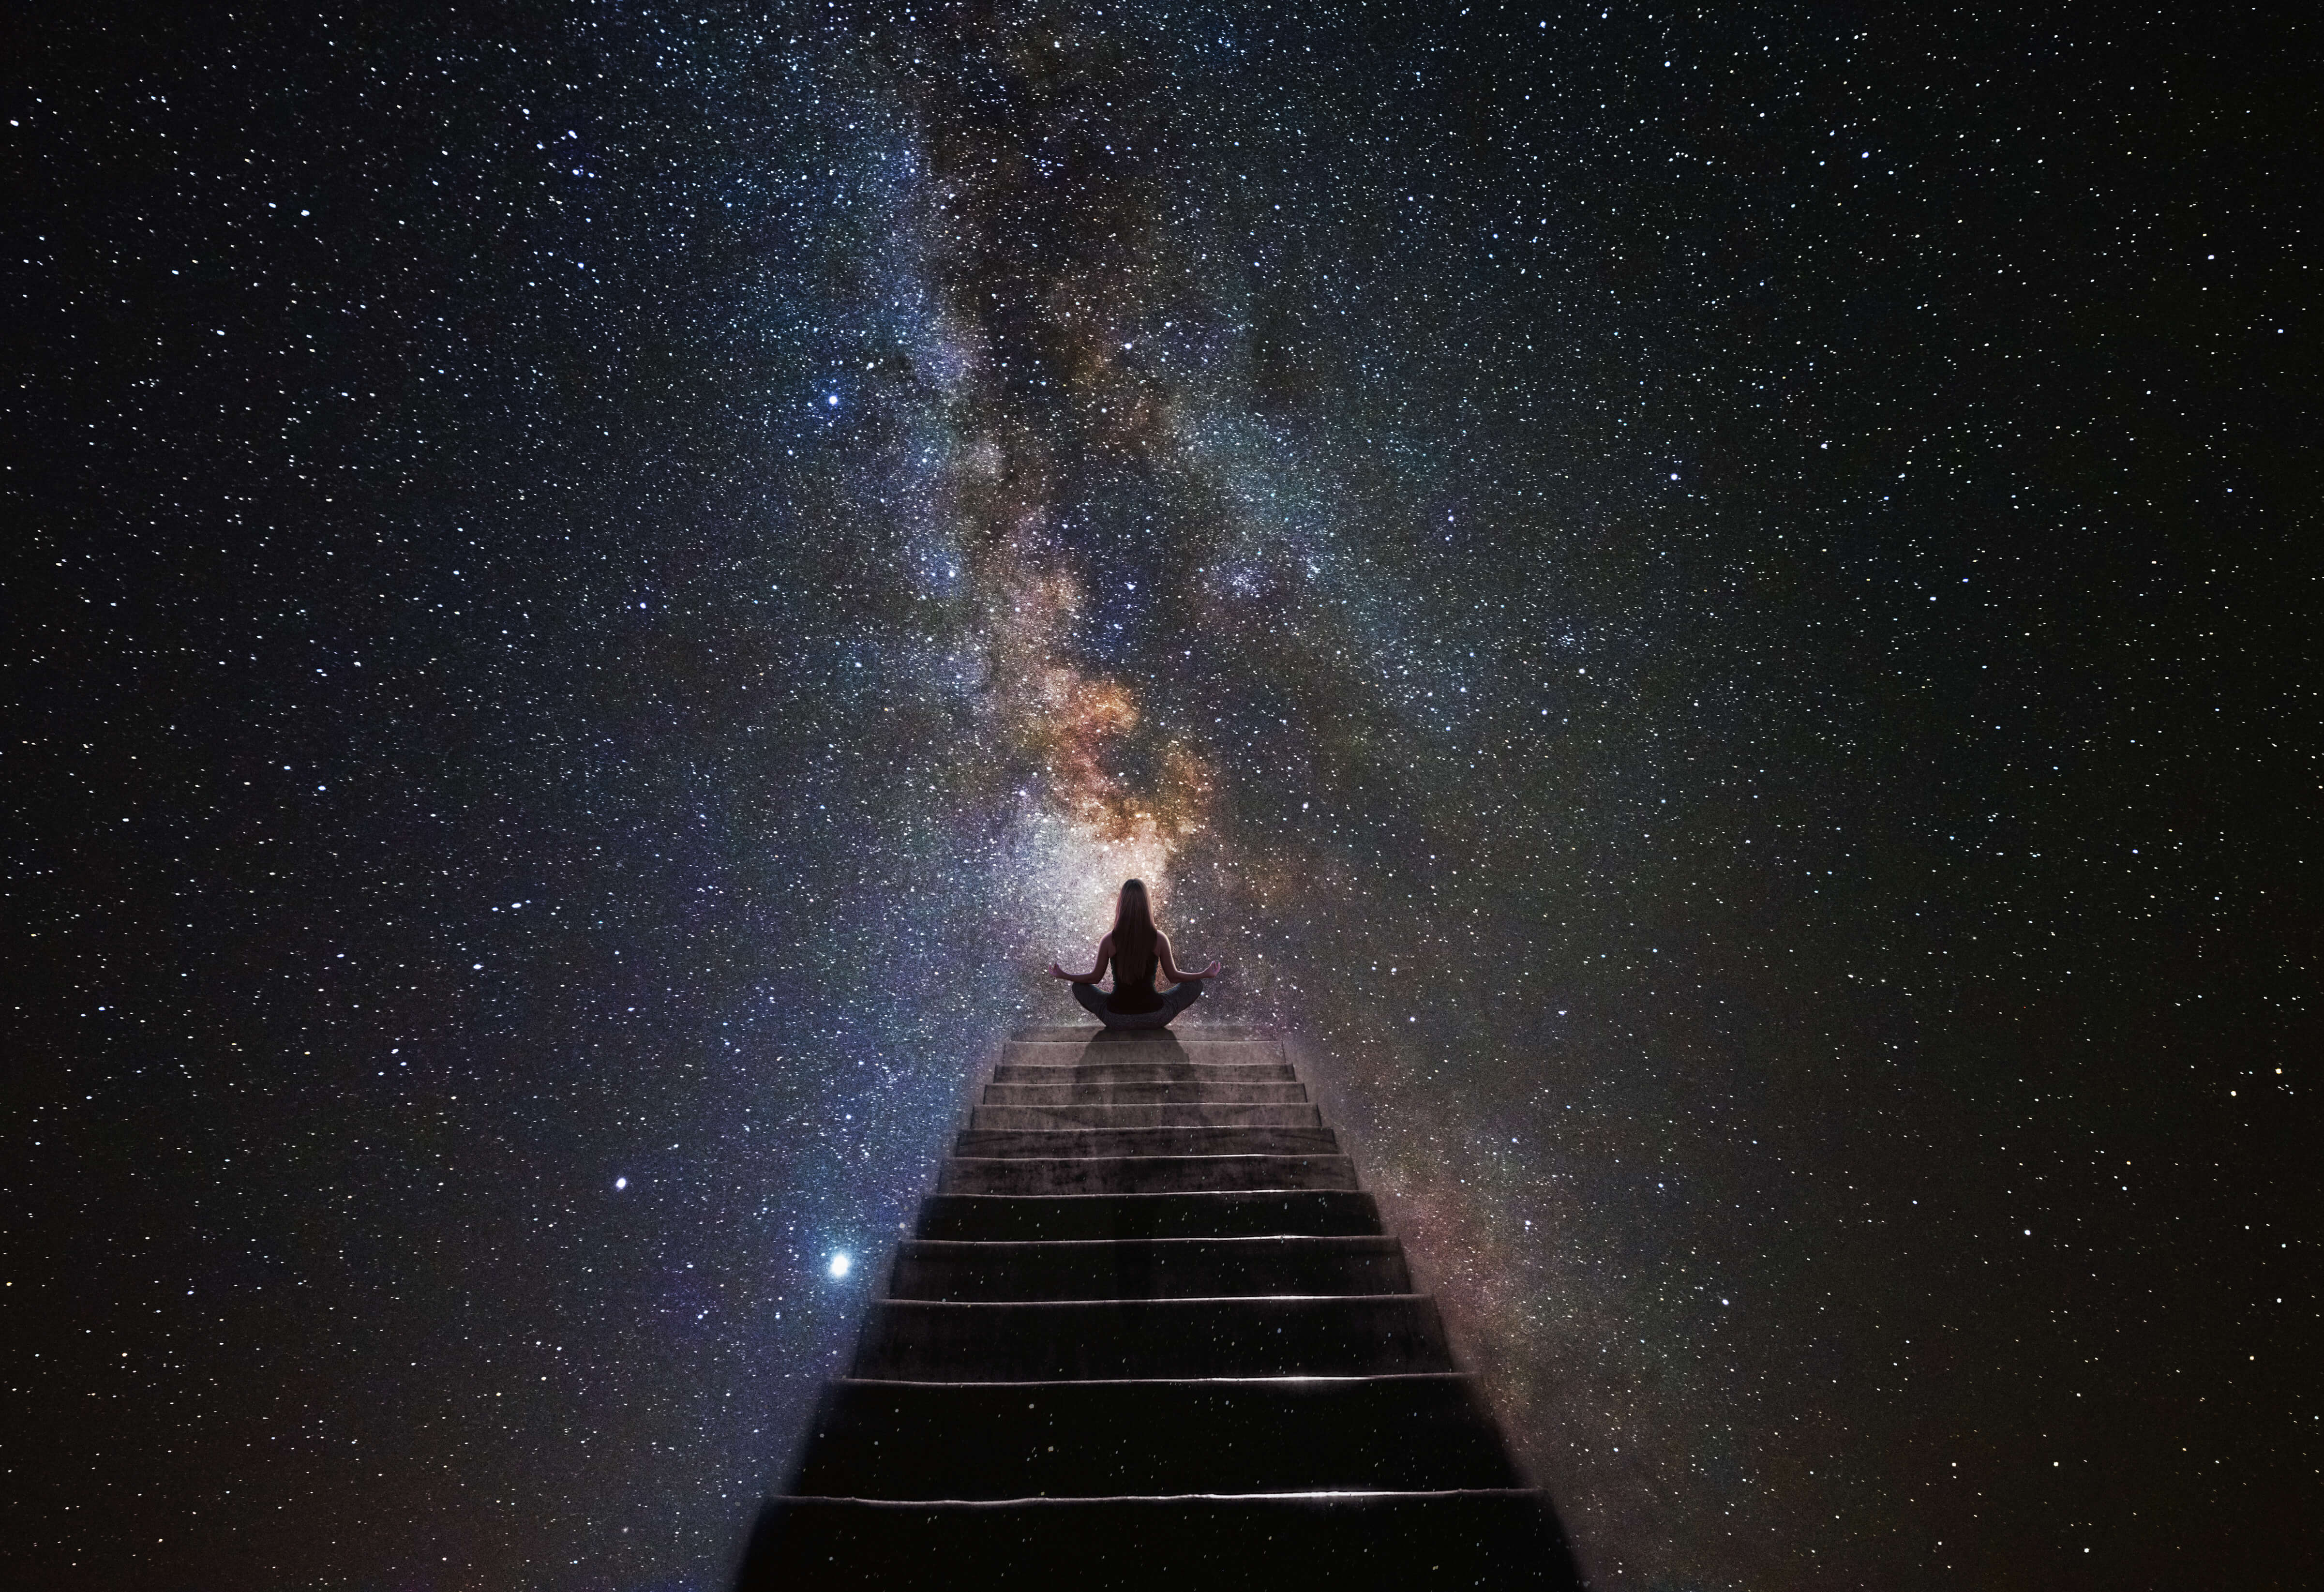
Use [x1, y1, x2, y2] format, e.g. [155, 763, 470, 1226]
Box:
[1070, 979, 1204, 1030]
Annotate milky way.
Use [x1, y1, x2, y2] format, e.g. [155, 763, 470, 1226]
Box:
[7, 5, 2313, 1590]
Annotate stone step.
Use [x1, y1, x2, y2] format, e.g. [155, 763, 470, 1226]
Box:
[955, 1126, 1339, 1160]
[969, 1102, 1323, 1130]
[737, 1490, 1582, 1590]
[981, 1081, 1309, 1107]
[850, 1293, 1454, 1381]
[888, 1235, 1412, 1300]
[938, 1153, 1358, 1197]
[789, 1373, 1521, 1498]
[914, 1191, 1386, 1242]
[1010, 1025, 1273, 1042]
[1001, 1038, 1287, 1066]
[990, 1061, 1296, 1084]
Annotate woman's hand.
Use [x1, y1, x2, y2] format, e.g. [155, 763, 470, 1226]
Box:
[1201, 960, 1223, 979]
[1045, 961, 1068, 979]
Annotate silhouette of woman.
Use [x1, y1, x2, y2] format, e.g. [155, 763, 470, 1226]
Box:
[1046, 878, 1222, 1030]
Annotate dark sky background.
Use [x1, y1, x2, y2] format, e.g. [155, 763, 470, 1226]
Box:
[4, 3, 2317, 1588]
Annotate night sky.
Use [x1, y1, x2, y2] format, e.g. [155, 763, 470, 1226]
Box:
[5, 3, 2316, 1588]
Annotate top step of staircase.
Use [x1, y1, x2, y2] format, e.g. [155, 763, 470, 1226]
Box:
[1010, 1024, 1274, 1043]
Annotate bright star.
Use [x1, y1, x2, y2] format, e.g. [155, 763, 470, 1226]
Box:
[828, 1252, 852, 1279]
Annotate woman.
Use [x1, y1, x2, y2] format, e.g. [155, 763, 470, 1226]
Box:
[1046, 878, 1222, 1030]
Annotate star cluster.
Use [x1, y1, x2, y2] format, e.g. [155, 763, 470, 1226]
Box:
[5, 4, 2313, 1589]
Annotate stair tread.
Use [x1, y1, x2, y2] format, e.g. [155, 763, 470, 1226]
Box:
[780, 1487, 1545, 1501]
[891, 1233, 1409, 1300]
[791, 1372, 1522, 1497]
[956, 1126, 1339, 1157]
[737, 1490, 1583, 1589]
[900, 1234, 1403, 1252]
[970, 1104, 1323, 1128]
[831, 1369, 1471, 1386]
[990, 1064, 1296, 1081]
[1009, 1026, 1274, 1041]
[853, 1293, 1455, 1380]
[940, 1153, 1359, 1195]
[982, 1083, 1309, 1104]
[915, 1191, 1386, 1241]
[869, 1291, 1434, 1306]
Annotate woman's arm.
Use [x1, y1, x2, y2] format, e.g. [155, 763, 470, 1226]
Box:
[1048, 934, 1113, 984]
[1156, 933, 1224, 985]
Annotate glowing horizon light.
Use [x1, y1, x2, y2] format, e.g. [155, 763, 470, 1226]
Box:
[828, 1252, 852, 1279]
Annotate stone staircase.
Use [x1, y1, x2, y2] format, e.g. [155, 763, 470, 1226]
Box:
[734, 1026, 1581, 1589]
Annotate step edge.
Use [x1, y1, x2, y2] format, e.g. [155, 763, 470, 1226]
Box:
[1005, 1034, 1280, 1043]
[957, 1128, 1338, 1136]
[869, 1292, 1437, 1309]
[898, 1235, 1401, 1251]
[771, 1478, 1552, 1506]
[955, 1139, 1340, 1153]
[828, 1371, 1476, 1390]
[946, 1154, 1353, 1165]
[990, 1062, 1297, 1070]
[923, 1191, 1376, 1202]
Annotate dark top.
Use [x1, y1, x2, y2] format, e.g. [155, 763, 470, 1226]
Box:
[1105, 930, 1162, 1014]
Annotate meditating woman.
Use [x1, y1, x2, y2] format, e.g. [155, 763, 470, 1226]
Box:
[1046, 878, 1222, 1030]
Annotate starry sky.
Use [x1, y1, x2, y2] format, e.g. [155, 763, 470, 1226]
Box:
[5, 3, 2317, 1588]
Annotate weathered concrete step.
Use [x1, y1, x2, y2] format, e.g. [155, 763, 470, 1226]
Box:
[1010, 1025, 1272, 1042]
[955, 1126, 1338, 1160]
[982, 1081, 1308, 1107]
[737, 1490, 1582, 1590]
[851, 1293, 1454, 1381]
[889, 1235, 1412, 1300]
[789, 1373, 1520, 1497]
[969, 1102, 1322, 1130]
[939, 1154, 1358, 1196]
[1002, 1038, 1287, 1067]
[990, 1061, 1296, 1084]
[915, 1191, 1385, 1242]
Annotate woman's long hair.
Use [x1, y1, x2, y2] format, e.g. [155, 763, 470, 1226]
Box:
[1111, 878, 1159, 972]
